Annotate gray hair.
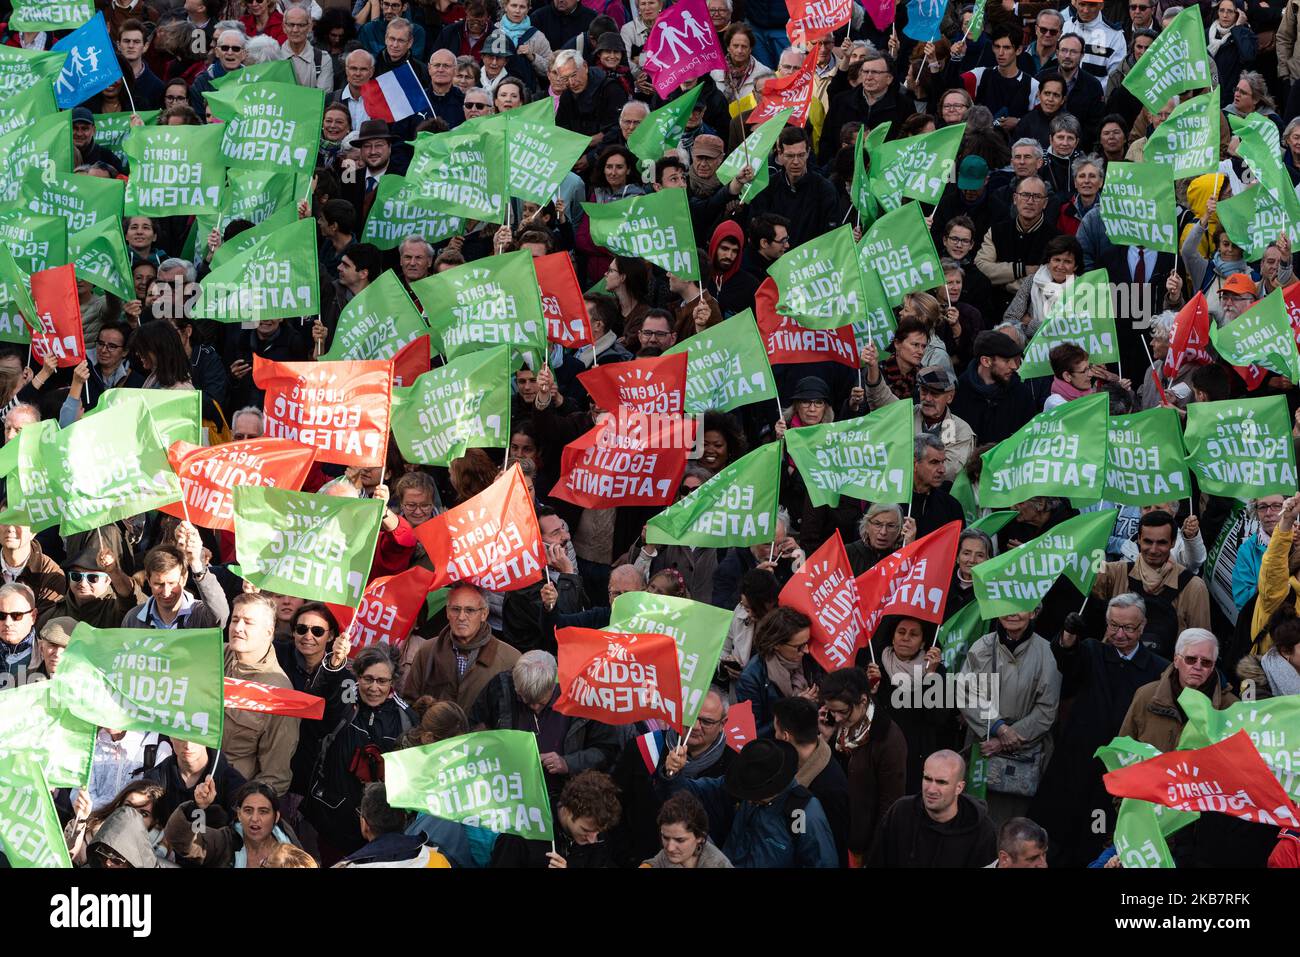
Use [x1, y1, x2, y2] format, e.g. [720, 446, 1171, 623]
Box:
[992, 321, 1025, 346]
[1071, 152, 1105, 181]
[998, 817, 1048, 855]
[1036, 8, 1064, 26]
[346, 48, 375, 69]
[703, 687, 729, 718]
[214, 21, 247, 41]
[1163, 4, 1184, 19]
[463, 86, 494, 107]
[282, 2, 313, 20]
[608, 564, 646, 590]
[158, 257, 197, 284]
[1174, 628, 1218, 659]
[0, 581, 35, 611]
[245, 34, 284, 64]
[513, 650, 558, 705]
[860, 503, 903, 537]
[958, 528, 992, 557]
[1048, 113, 1081, 139]
[940, 256, 964, 277]
[683, 464, 711, 483]
[965, 104, 995, 131]
[552, 49, 582, 72]
[231, 405, 264, 428]
[1237, 71, 1276, 112]
[399, 234, 435, 259]
[775, 506, 792, 536]
[914, 432, 945, 458]
[386, 15, 413, 37]
[4, 403, 39, 426]
[1107, 592, 1147, 621]
[1011, 137, 1045, 159]
[620, 100, 650, 120]
[714, 0, 733, 11]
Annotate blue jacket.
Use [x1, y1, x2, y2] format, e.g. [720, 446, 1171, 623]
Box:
[1233, 532, 1268, 614]
[734, 653, 824, 740]
[666, 776, 838, 868]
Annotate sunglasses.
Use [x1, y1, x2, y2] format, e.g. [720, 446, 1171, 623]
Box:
[69, 571, 107, 584]
[294, 624, 329, 638]
[0, 609, 32, 621]
[1180, 654, 1215, 668]
[218, 44, 244, 52]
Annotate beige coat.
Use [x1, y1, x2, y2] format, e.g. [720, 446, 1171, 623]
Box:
[958, 631, 1062, 765]
[223, 644, 300, 796]
[1091, 557, 1211, 636]
[1118, 664, 1239, 753]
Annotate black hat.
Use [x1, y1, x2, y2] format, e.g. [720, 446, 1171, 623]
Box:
[725, 739, 799, 803]
[973, 330, 1023, 359]
[594, 31, 625, 54]
[66, 546, 102, 570]
[790, 376, 830, 402]
[353, 119, 399, 144]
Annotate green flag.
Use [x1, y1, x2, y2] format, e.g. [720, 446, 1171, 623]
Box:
[1183, 395, 1297, 498]
[979, 392, 1110, 508]
[122, 123, 226, 216]
[1121, 5, 1212, 113]
[390, 345, 513, 465]
[69, 215, 136, 302]
[0, 48, 66, 98]
[769, 224, 865, 329]
[1104, 408, 1191, 506]
[785, 400, 914, 507]
[1145, 91, 1219, 179]
[384, 729, 553, 839]
[0, 759, 71, 868]
[205, 81, 325, 172]
[210, 58, 297, 90]
[21, 165, 123, 233]
[965, 741, 989, 800]
[936, 601, 989, 672]
[48, 400, 182, 535]
[1216, 183, 1298, 260]
[404, 127, 506, 223]
[192, 216, 320, 322]
[869, 122, 965, 209]
[967, 0, 987, 39]
[858, 201, 943, 307]
[504, 110, 590, 205]
[969, 510, 1017, 538]
[1113, 798, 1176, 868]
[717, 109, 793, 203]
[609, 591, 734, 726]
[586, 188, 700, 281]
[0, 681, 95, 788]
[0, 419, 59, 531]
[951, 467, 978, 522]
[0, 80, 57, 141]
[1211, 287, 1300, 383]
[95, 387, 203, 448]
[628, 84, 704, 163]
[852, 267, 898, 355]
[323, 269, 429, 362]
[664, 308, 777, 413]
[213, 168, 304, 231]
[0, 113, 71, 208]
[51, 624, 225, 748]
[0, 212, 66, 274]
[1229, 108, 1282, 162]
[9, 0, 92, 31]
[1019, 269, 1120, 377]
[646, 441, 782, 548]
[362, 174, 463, 250]
[850, 122, 888, 227]
[1178, 688, 1300, 801]
[411, 249, 547, 367]
[208, 205, 299, 270]
[1093, 735, 1162, 772]
[233, 486, 385, 607]
[93, 109, 159, 167]
[0, 241, 37, 342]
[972, 509, 1115, 617]
[1099, 161, 1177, 252]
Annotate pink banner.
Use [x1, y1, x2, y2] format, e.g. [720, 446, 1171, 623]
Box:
[643, 0, 728, 98]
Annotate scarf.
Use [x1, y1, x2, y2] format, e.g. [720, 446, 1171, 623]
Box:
[1050, 376, 1091, 402]
[1210, 251, 1248, 280]
[674, 727, 728, 777]
[449, 622, 492, 678]
[688, 168, 722, 198]
[880, 646, 925, 684]
[766, 653, 807, 698]
[498, 15, 531, 44]
[1262, 647, 1300, 696]
[1207, 22, 1232, 55]
[1029, 265, 1066, 327]
[835, 700, 874, 753]
[795, 738, 833, 788]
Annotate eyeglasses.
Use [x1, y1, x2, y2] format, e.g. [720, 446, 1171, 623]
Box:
[1129, 2, 1151, 8]
[1038, 25, 1061, 34]
[640, 329, 672, 340]
[163, 93, 187, 103]
[465, 101, 491, 110]
[359, 675, 393, 686]
[294, 624, 329, 638]
[1256, 502, 1285, 513]
[95, 339, 123, 350]
[448, 605, 487, 617]
[695, 715, 722, 728]
[782, 640, 810, 653]
[770, 235, 791, 246]
[218, 44, 244, 52]
[868, 519, 900, 531]
[946, 235, 973, 247]
[1105, 620, 1142, 634]
[1179, 654, 1215, 668]
[69, 571, 107, 585]
[0, 609, 32, 621]
[1016, 192, 1048, 201]
[401, 501, 435, 514]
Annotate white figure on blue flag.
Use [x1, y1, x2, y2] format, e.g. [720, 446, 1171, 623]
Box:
[52, 11, 122, 109]
[903, 0, 948, 41]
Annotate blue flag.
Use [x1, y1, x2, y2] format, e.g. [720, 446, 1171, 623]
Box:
[903, 0, 948, 41]
[52, 12, 121, 109]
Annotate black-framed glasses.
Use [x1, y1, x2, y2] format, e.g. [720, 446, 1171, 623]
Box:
[294, 624, 329, 638]
[359, 674, 393, 686]
[95, 339, 123, 350]
[695, 715, 722, 728]
[219, 44, 244, 52]
[69, 571, 107, 585]
[0, 609, 32, 621]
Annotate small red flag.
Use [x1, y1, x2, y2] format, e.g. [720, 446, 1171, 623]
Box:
[549, 411, 694, 509]
[555, 626, 685, 733]
[749, 47, 817, 126]
[535, 252, 593, 349]
[255, 355, 393, 468]
[779, 530, 870, 671]
[857, 521, 963, 636]
[162, 438, 316, 531]
[415, 464, 544, 592]
[325, 564, 435, 655]
[785, 0, 853, 43]
[1163, 292, 1211, 378]
[724, 698, 757, 752]
[1104, 730, 1300, 827]
[391, 334, 431, 387]
[578, 353, 688, 416]
[30, 264, 86, 368]
[223, 676, 325, 720]
[755, 277, 859, 368]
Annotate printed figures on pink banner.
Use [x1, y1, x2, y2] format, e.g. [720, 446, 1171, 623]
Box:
[642, 0, 728, 97]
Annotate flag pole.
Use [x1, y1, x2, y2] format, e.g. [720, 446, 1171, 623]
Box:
[678, 722, 694, 753]
[122, 78, 140, 118]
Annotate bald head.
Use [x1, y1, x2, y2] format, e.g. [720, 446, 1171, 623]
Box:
[608, 565, 646, 601]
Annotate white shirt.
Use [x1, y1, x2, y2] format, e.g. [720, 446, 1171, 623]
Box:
[341, 86, 373, 129]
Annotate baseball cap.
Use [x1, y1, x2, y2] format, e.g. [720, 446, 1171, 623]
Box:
[1221, 273, 1257, 296]
[957, 155, 989, 190]
[71, 107, 95, 125]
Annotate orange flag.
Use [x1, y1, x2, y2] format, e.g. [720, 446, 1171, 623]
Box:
[555, 626, 685, 733]
[325, 564, 436, 655]
[254, 355, 393, 467]
[749, 47, 818, 126]
[31, 264, 86, 368]
[162, 438, 316, 531]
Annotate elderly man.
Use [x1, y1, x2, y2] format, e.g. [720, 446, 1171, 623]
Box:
[988, 818, 1050, 868]
[426, 49, 465, 127]
[869, 750, 998, 867]
[1031, 594, 1169, 866]
[0, 582, 39, 684]
[189, 25, 248, 113]
[402, 583, 520, 709]
[281, 2, 333, 91]
[359, 0, 427, 61]
[661, 689, 733, 779]
[122, 525, 230, 630]
[377, 16, 429, 87]
[398, 235, 434, 292]
[976, 175, 1060, 299]
[553, 49, 630, 142]
[230, 406, 264, 442]
[223, 592, 300, 795]
[911, 434, 965, 538]
[335, 49, 376, 129]
[1119, 628, 1236, 752]
[1021, 8, 1064, 73]
[859, 366, 973, 483]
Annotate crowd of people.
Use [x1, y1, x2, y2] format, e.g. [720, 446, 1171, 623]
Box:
[0, 0, 1298, 871]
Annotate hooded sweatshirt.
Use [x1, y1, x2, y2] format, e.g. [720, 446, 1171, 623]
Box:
[88, 807, 175, 868]
[707, 220, 759, 318]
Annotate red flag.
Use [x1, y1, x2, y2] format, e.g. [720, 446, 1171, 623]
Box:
[223, 676, 325, 720]
[1282, 281, 1300, 345]
[255, 355, 393, 468]
[392, 334, 431, 388]
[578, 353, 688, 415]
[857, 521, 963, 636]
[549, 411, 694, 508]
[30, 264, 86, 368]
[1231, 361, 1269, 391]
[779, 531, 870, 670]
[555, 626, 685, 733]
[415, 464, 544, 592]
[749, 49, 817, 126]
[785, 0, 852, 44]
[724, 698, 757, 751]
[1104, 730, 1300, 827]
[755, 277, 859, 368]
[325, 564, 436, 655]
[535, 252, 593, 349]
[161, 438, 316, 531]
[641, 0, 727, 98]
[1163, 292, 1211, 378]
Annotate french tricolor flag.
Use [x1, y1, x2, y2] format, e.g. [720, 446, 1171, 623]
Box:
[360, 62, 433, 123]
[636, 729, 667, 775]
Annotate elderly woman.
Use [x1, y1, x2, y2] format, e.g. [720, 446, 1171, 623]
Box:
[642, 791, 732, 868]
[469, 649, 622, 802]
[846, 504, 915, 575]
[1120, 628, 1238, 750]
[948, 529, 992, 616]
[735, 607, 825, 739]
[937, 87, 973, 128]
[1055, 153, 1104, 235]
[710, 23, 773, 104]
[1226, 68, 1281, 129]
[959, 609, 1062, 825]
[165, 781, 304, 868]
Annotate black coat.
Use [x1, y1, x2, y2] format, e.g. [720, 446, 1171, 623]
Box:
[745, 169, 841, 248]
[554, 66, 628, 138]
[867, 793, 997, 868]
[950, 360, 1037, 446]
[910, 485, 966, 540]
[819, 84, 917, 164]
[141, 749, 247, 825]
